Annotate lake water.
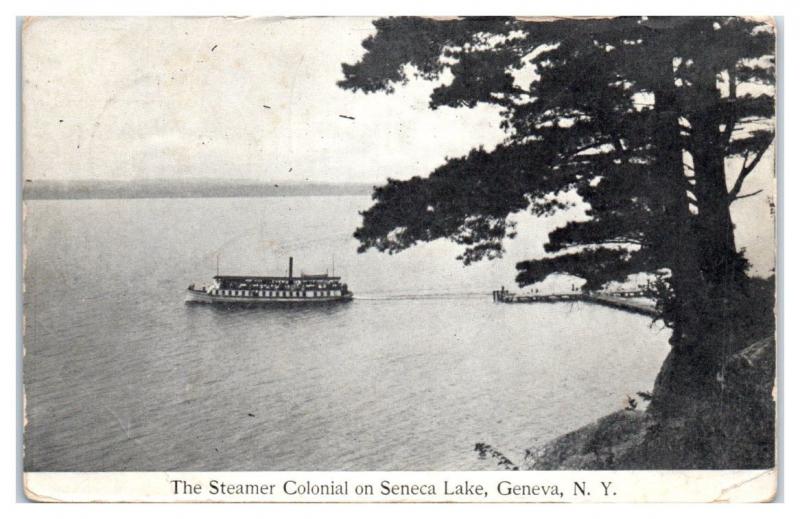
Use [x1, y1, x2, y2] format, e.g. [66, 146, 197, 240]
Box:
[23, 196, 670, 471]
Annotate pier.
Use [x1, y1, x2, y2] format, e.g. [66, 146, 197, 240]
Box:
[492, 288, 659, 317]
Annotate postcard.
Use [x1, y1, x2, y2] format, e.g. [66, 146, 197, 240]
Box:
[21, 16, 777, 502]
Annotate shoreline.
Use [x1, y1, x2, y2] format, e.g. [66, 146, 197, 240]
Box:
[520, 336, 775, 470]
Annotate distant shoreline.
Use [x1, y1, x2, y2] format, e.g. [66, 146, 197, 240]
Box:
[23, 179, 375, 200]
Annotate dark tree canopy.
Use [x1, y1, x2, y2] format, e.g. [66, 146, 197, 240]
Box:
[339, 16, 775, 395]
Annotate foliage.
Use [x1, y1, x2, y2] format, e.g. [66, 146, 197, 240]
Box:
[340, 17, 773, 281]
[339, 17, 775, 393]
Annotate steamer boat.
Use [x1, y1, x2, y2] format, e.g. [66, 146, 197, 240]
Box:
[185, 257, 353, 305]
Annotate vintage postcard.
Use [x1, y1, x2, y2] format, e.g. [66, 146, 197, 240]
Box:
[21, 16, 777, 502]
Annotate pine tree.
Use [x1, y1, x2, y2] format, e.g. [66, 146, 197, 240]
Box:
[338, 16, 775, 403]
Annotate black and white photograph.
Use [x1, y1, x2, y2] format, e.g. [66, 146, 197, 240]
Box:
[20, 15, 778, 502]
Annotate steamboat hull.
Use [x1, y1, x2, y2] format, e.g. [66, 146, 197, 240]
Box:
[185, 288, 353, 305]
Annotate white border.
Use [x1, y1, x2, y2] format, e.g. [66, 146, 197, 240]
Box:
[5, 0, 796, 516]
[23, 470, 777, 503]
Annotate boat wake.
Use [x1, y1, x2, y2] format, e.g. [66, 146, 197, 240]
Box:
[353, 291, 488, 301]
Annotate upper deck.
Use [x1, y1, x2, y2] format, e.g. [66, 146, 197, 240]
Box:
[212, 257, 345, 291]
[214, 274, 343, 289]
[214, 274, 340, 283]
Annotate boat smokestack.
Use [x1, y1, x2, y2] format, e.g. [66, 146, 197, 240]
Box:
[289, 257, 293, 280]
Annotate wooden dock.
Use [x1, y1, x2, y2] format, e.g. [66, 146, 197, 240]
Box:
[584, 293, 659, 317]
[492, 289, 659, 317]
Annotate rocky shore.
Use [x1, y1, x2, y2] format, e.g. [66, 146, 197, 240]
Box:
[522, 337, 775, 470]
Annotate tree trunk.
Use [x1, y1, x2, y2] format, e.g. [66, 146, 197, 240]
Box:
[689, 58, 748, 292]
[648, 47, 724, 411]
[683, 59, 752, 394]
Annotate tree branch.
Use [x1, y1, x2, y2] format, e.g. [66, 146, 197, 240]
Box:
[561, 140, 607, 161]
[728, 139, 772, 203]
[731, 189, 764, 202]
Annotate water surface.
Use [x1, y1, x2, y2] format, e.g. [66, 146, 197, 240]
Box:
[23, 197, 670, 471]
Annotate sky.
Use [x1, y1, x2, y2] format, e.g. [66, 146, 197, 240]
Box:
[22, 17, 506, 184]
[22, 16, 776, 276]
